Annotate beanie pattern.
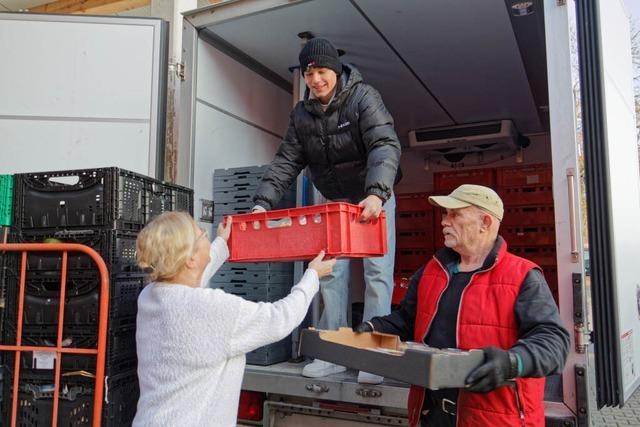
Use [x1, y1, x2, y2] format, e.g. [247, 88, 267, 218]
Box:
[299, 38, 342, 75]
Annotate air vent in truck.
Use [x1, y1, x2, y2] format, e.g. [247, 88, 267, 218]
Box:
[408, 120, 522, 154]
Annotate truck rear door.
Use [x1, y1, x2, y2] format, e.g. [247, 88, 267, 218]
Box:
[576, 0, 640, 407]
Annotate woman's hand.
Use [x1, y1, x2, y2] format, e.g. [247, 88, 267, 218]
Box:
[217, 216, 232, 241]
[308, 250, 336, 279]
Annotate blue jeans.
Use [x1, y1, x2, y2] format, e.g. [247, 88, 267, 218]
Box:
[317, 194, 396, 329]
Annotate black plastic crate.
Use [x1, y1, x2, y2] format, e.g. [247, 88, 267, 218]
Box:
[246, 336, 291, 366]
[213, 169, 265, 179]
[4, 272, 146, 334]
[213, 197, 297, 220]
[1, 367, 138, 426]
[16, 350, 136, 378]
[215, 283, 292, 302]
[5, 291, 137, 331]
[14, 168, 146, 231]
[214, 201, 255, 215]
[2, 323, 98, 349]
[2, 324, 137, 374]
[4, 340, 136, 379]
[146, 181, 194, 222]
[14, 167, 194, 233]
[170, 183, 194, 215]
[212, 189, 254, 204]
[7, 228, 141, 283]
[213, 166, 267, 177]
[215, 262, 294, 274]
[212, 270, 293, 285]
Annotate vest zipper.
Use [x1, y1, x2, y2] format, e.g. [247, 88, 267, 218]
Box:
[419, 257, 450, 421]
[452, 253, 499, 426]
[454, 259, 498, 348]
[423, 257, 451, 343]
[513, 381, 526, 427]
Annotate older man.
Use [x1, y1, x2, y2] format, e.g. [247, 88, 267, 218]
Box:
[355, 184, 570, 427]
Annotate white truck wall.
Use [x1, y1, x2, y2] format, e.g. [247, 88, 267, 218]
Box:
[191, 40, 291, 229]
[0, 14, 167, 178]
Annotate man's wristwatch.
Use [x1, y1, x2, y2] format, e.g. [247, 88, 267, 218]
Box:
[507, 351, 519, 380]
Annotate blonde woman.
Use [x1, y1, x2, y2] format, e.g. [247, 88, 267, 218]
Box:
[132, 211, 335, 426]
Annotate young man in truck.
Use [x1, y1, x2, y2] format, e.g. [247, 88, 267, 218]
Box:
[252, 38, 402, 383]
[355, 185, 570, 426]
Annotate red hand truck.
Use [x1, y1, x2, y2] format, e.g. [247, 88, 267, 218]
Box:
[0, 243, 109, 427]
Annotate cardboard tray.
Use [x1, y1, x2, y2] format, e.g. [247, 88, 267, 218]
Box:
[299, 328, 484, 389]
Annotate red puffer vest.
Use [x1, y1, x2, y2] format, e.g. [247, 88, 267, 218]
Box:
[407, 241, 545, 427]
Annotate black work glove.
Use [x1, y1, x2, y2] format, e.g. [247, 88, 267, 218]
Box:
[353, 321, 374, 333]
[465, 347, 513, 393]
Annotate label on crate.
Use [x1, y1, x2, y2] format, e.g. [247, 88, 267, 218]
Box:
[33, 351, 56, 370]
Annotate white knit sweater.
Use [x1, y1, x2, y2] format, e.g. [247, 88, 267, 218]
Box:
[133, 237, 319, 426]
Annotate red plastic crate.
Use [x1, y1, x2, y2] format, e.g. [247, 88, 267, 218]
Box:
[237, 390, 265, 421]
[396, 210, 434, 232]
[396, 230, 434, 250]
[499, 185, 553, 206]
[501, 205, 555, 226]
[541, 264, 558, 289]
[434, 168, 495, 191]
[540, 264, 559, 305]
[497, 164, 552, 188]
[502, 225, 556, 246]
[227, 203, 387, 262]
[510, 245, 557, 266]
[396, 193, 432, 212]
[392, 276, 411, 305]
[395, 248, 432, 270]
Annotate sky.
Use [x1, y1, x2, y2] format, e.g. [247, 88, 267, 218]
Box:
[624, 0, 640, 24]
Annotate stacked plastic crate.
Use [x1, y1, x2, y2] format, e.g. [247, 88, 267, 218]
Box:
[0, 174, 13, 408]
[497, 165, 558, 302]
[0, 167, 193, 426]
[211, 166, 296, 365]
[393, 193, 435, 305]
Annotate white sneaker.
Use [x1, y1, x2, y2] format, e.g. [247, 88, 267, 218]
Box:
[357, 371, 384, 384]
[302, 360, 347, 378]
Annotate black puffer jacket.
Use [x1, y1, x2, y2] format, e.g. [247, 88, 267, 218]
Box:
[254, 64, 401, 210]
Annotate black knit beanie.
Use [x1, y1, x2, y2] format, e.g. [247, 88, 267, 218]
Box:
[299, 38, 342, 75]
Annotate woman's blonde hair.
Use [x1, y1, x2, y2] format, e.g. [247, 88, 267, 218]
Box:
[136, 211, 199, 282]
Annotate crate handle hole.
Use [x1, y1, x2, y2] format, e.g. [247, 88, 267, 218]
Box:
[48, 176, 80, 186]
[266, 217, 292, 229]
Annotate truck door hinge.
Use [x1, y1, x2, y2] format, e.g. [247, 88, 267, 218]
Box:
[170, 62, 185, 81]
[573, 273, 592, 353]
[177, 62, 185, 81]
[574, 323, 592, 354]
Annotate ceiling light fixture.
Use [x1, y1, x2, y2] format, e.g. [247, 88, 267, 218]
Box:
[511, 1, 535, 17]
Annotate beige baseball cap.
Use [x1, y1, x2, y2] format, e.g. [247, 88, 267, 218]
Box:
[429, 184, 504, 221]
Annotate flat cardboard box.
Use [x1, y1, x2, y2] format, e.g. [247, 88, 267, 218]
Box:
[299, 328, 484, 389]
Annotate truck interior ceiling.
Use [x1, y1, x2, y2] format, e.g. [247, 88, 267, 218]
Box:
[196, 0, 551, 194]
